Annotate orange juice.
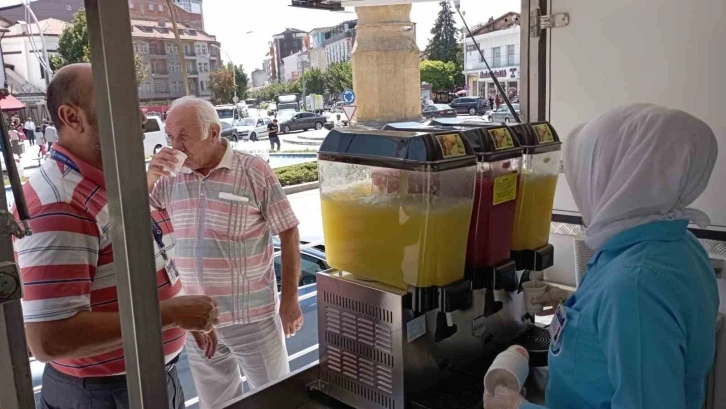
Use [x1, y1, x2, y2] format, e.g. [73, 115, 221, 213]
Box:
[511, 173, 559, 250]
[321, 186, 473, 290]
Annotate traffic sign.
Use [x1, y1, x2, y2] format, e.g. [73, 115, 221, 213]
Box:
[342, 105, 357, 122]
[232, 95, 239, 103]
[342, 89, 356, 105]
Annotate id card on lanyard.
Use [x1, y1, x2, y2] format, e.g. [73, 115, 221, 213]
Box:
[549, 304, 568, 348]
[151, 218, 179, 286]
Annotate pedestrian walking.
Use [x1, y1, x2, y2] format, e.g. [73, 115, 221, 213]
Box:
[268, 118, 281, 151]
[495, 94, 502, 110]
[24, 117, 36, 145]
[44, 122, 58, 150]
[488, 96, 495, 110]
[15, 64, 220, 409]
[147, 96, 303, 409]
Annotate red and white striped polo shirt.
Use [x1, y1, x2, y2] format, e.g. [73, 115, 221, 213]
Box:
[14, 145, 186, 378]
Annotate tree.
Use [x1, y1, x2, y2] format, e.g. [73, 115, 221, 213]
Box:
[51, 8, 148, 85]
[324, 61, 353, 94]
[226, 62, 250, 100]
[300, 68, 325, 95]
[424, 2, 459, 63]
[420, 60, 457, 91]
[453, 43, 465, 87]
[209, 70, 236, 105]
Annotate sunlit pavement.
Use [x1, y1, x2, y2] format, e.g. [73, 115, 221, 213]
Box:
[30, 189, 325, 408]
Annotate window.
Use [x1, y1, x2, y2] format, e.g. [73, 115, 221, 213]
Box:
[204, 62, 209, 72]
[129, 1, 134, 8]
[148, 3, 154, 10]
[133, 42, 139, 53]
[158, 4, 163, 11]
[201, 45, 207, 55]
[492, 47, 501, 67]
[139, 42, 149, 53]
[221, 122, 232, 131]
[144, 118, 161, 133]
[507, 45, 515, 66]
[200, 81, 205, 91]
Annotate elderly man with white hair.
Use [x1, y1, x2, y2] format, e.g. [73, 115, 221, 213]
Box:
[147, 96, 303, 409]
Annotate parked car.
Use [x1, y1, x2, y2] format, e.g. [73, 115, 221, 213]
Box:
[220, 121, 240, 142]
[278, 112, 328, 134]
[450, 97, 488, 116]
[236, 117, 271, 141]
[143, 116, 168, 156]
[422, 104, 457, 119]
[273, 239, 328, 290]
[489, 103, 521, 123]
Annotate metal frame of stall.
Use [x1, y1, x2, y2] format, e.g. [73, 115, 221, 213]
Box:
[0, 0, 553, 408]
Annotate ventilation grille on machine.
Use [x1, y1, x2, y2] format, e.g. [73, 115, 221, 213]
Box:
[322, 290, 394, 323]
[323, 371, 396, 409]
[321, 290, 397, 409]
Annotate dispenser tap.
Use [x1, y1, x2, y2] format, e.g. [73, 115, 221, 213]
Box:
[434, 311, 457, 342]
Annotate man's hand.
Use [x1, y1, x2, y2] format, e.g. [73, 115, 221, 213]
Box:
[279, 294, 303, 337]
[161, 295, 219, 332]
[191, 329, 218, 359]
[147, 147, 178, 190]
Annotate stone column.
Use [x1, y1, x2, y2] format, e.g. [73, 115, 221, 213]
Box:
[352, 5, 421, 128]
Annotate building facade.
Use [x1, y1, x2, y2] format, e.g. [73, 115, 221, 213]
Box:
[325, 31, 354, 65]
[463, 12, 521, 99]
[271, 28, 306, 83]
[132, 19, 220, 103]
[251, 69, 267, 88]
[282, 51, 302, 82]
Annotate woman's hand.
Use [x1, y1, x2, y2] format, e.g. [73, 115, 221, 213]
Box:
[484, 386, 527, 409]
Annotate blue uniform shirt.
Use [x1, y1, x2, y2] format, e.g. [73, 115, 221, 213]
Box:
[521, 220, 718, 409]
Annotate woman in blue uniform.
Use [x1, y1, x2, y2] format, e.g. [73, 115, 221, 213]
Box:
[485, 103, 719, 409]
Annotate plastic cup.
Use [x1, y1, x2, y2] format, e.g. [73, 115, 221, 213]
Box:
[484, 345, 530, 393]
[522, 280, 547, 314]
[164, 150, 187, 176]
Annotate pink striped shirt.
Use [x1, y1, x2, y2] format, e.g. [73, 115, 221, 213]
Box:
[14, 145, 186, 377]
[150, 141, 299, 326]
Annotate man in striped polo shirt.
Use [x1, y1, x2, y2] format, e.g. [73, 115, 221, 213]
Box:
[147, 96, 303, 408]
[14, 64, 220, 409]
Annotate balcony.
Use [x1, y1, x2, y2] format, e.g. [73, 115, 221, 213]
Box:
[151, 69, 169, 76]
[186, 69, 199, 76]
[149, 47, 166, 56]
[184, 50, 197, 58]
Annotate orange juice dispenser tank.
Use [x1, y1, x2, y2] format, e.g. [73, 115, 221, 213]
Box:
[507, 122, 562, 271]
[317, 129, 477, 294]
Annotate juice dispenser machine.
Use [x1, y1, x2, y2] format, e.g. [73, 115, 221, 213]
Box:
[506, 122, 562, 271]
[317, 128, 477, 293]
[381, 122, 523, 292]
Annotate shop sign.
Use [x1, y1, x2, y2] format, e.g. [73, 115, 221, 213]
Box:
[16, 95, 46, 105]
[479, 67, 518, 79]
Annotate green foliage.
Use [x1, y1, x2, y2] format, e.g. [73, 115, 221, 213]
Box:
[209, 70, 236, 105]
[324, 61, 353, 94]
[424, 2, 459, 63]
[453, 43, 465, 87]
[50, 8, 146, 84]
[249, 62, 352, 101]
[50, 8, 89, 70]
[300, 68, 326, 95]
[420, 60, 458, 91]
[273, 162, 318, 187]
[225, 62, 250, 100]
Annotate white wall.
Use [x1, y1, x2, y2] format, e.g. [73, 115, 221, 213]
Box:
[1, 35, 58, 91]
[282, 52, 301, 82]
[465, 26, 520, 72]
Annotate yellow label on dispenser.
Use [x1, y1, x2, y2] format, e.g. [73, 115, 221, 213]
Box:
[533, 123, 555, 143]
[493, 173, 517, 205]
[436, 133, 467, 158]
[487, 128, 515, 150]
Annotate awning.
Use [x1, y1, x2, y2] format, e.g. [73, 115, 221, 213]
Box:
[0, 95, 26, 111]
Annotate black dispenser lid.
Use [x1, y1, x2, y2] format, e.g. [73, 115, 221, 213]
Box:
[318, 129, 476, 172]
[383, 122, 523, 163]
[507, 121, 562, 154]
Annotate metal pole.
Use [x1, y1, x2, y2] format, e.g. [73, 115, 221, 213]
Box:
[0, 97, 34, 408]
[166, 0, 190, 95]
[85, 1, 168, 408]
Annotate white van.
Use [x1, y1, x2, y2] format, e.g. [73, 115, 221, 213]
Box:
[143, 116, 167, 157]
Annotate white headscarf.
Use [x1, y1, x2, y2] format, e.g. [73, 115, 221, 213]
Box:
[564, 103, 718, 250]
